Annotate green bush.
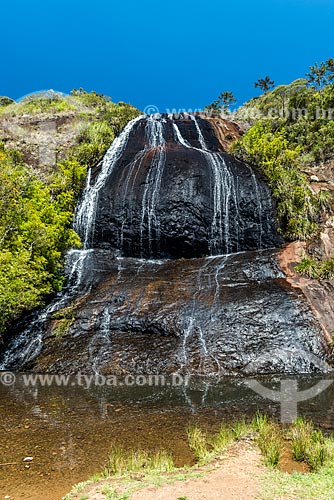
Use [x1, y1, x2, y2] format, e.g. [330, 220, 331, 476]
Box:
[74, 122, 115, 166]
[235, 77, 334, 277]
[231, 122, 328, 241]
[0, 96, 15, 108]
[0, 146, 85, 332]
[296, 255, 334, 279]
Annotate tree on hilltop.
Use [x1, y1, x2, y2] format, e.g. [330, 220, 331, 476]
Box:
[254, 76, 275, 93]
[205, 91, 236, 114]
[306, 59, 334, 90]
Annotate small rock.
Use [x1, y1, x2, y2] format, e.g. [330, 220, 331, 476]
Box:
[23, 457, 33, 462]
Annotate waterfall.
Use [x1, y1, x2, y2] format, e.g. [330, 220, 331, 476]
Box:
[172, 120, 239, 254]
[67, 114, 145, 288]
[140, 116, 166, 255]
[246, 164, 264, 248]
[75, 115, 144, 250]
[0, 113, 288, 374]
[190, 115, 207, 149]
[181, 255, 233, 374]
[172, 123, 191, 147]
[89, 307, 112, 374]
[87, 112, 269, 259]
[119, 149, 147, 249]
[182, 259, 211, 367]
[0, 289, 72, 369]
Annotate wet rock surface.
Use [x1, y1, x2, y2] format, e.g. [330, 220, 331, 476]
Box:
[4, 249, 331, 375]
[0, 114, 331, 375]
[90, 114, 282, 258]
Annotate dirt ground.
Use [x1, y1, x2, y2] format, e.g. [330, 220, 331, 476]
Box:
[132, 441, 265, 500]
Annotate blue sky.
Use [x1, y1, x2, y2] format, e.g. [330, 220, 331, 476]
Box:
[1, 0, 334, 112]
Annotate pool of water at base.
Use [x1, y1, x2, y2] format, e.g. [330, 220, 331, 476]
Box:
[1, 374, 334, 500]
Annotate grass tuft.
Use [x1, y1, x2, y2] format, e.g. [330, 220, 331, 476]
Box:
[186, 424, 210, 462]
[257, 420, 284, 468]
[231, 418, 249, 440]
[209, 424, 234, 454]
[291, 417, 329, 471]
[104, 447, 174, 477]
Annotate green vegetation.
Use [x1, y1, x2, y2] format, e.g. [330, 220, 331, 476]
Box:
[99, 487, 130, 500]
[229, 60, 334, 276]
[295, 255, 334, 279]
[186, 414, 334, 476]
[262, 454, 334, 500]
[290, 417, 329, 471]
[204, 91, 236, 114]
[260, 416, 334, 499]
[0, 96, 15, 107]
[251, 413, 284, 467]
[257, 421, 284, 467]
[104, 448, 174, 476]
[0, 89, 141, 168]
[0, 91, 75, 115]
[306, 58, 334, 91]
[52, 317, 75, 339]
[186, 424, 209, 461]
[254, 76, 275, 93]
[262, 434, 334, 500]
[231, 120, 330, 241]
[0, 147, 83, 333]
[235, 62, 334, 167]
[263, 468, 334, 500]
[0, 90, 140, 334]
[209, 424, 235, 454]
[187, 419, 249, 464]
[68, 89, 141, 167]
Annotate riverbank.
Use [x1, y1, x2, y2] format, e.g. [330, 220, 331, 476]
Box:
[64, 416, 334, 500]
[65, 440, 264, 500]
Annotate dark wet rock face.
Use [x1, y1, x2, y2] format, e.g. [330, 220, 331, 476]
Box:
[0, 114, 331, 375]
[3, 250, 330, 375]
[90, 115, 282, 258]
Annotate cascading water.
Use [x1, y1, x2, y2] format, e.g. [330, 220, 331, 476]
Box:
[190, 114, 207, 149]
[1, 113, 330, 375]
[172, 117, 240, 254]
[75, 115, 144, 250]
[140, 116, 166, 255]
[95, 112, 277, 258]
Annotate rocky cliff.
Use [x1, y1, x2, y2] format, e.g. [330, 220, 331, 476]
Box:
[89, 114, 281, 258]
[1, 113, 333, 375]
